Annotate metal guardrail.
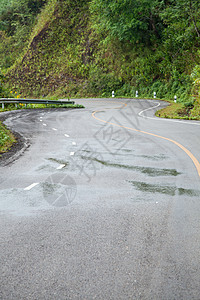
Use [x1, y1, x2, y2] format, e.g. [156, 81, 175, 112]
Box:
[0, 98, 75, 109]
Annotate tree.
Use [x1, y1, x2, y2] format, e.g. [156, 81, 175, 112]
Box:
[0, 70, 7, 97]
[0, 0, 47, 35]
[160, 0, 200, 47]
[90, 0, 163, 45]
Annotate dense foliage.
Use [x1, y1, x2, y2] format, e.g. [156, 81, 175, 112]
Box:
[90, 0, 200, 99]
[90, 0, 163, 45]
[0, 0, 47, 70]
[0, 70, 9, 97]
[0, 121, 16, 154]
[0, 0, 200, 111]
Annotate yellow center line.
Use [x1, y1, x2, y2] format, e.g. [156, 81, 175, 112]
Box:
[92, 101, 200, 179]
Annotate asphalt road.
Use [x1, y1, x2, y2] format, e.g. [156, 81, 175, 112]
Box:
[0, 98, 200, 299]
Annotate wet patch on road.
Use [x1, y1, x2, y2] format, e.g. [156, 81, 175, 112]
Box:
[36, 158, 69, 172]
[36, 164, 56, 172]
[134, 153, 168, 161]
[0, 187, 52, 216]
[129, 181, 176, 196]
[48, 158, 69, 166]
[178, 187, 200, 197]
[129, 181, 200, 197]
[42, 173, 77, 207]
[118, 149, 168, 161]
[81, 156, 181, 177]
[82, 148, 168, 162]
[119, 148, 132, 153]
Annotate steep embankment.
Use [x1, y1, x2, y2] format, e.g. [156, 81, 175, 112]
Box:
[0, 0, 199, 119]
[7, 0, 97, 98]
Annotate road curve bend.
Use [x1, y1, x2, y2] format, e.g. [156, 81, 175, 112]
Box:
[0, 98, 200, 300]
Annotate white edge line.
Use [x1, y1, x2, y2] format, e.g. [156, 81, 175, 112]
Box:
[24, 183, 39, 191]
[138, 102, 160, 117]
[138, 101, 200, 126]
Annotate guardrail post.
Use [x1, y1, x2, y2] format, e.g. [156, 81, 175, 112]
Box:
[2, 103, 4, 110]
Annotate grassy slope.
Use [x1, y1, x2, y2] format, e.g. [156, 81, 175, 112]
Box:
[0, 121, 16, 154]
[1, 0, 199, 119]
[156, 98, 200, 120]
[7, 0, 97, 98]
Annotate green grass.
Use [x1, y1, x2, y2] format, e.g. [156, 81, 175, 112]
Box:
[155, 100, 200, 120]
[0, 121, 16, 154]
[0, 103, 84, 112]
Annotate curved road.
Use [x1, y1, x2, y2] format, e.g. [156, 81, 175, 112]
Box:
[0, 98, 200, 299]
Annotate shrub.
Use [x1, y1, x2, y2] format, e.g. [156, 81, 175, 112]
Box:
[0, 70, 8, 97]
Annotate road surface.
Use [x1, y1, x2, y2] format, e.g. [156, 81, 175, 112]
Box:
[0, 98, 200, 299]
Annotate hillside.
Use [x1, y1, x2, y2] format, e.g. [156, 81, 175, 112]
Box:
[0, 0, 200, 118]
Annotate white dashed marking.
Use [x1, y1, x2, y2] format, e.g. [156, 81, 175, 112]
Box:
[72, 142, 76, 146]
[65, 134, 70, 138]
[52, 128, 58, 131]
[43, 123, 47, 126]
[70, 152, 75, 156]
[24, 183, 39, 191]
[56, 164, 65, 170]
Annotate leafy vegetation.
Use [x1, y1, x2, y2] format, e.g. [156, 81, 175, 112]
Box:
[0, 70, 10, 97]
[0, 121, 16, 154]
[0, 102, 84, 113]
[0, 0, 199, 119]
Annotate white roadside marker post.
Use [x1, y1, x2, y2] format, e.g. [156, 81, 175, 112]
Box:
[136, 90, 138, 97]
[112, 91, 115, 98]
[154, 92, 156, 98]
[174, 95, 177, 103]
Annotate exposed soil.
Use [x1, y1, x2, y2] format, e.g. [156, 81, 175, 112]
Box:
[177, 107, 193, 118]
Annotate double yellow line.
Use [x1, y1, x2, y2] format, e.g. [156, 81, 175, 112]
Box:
[92, 101, 200, 179]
